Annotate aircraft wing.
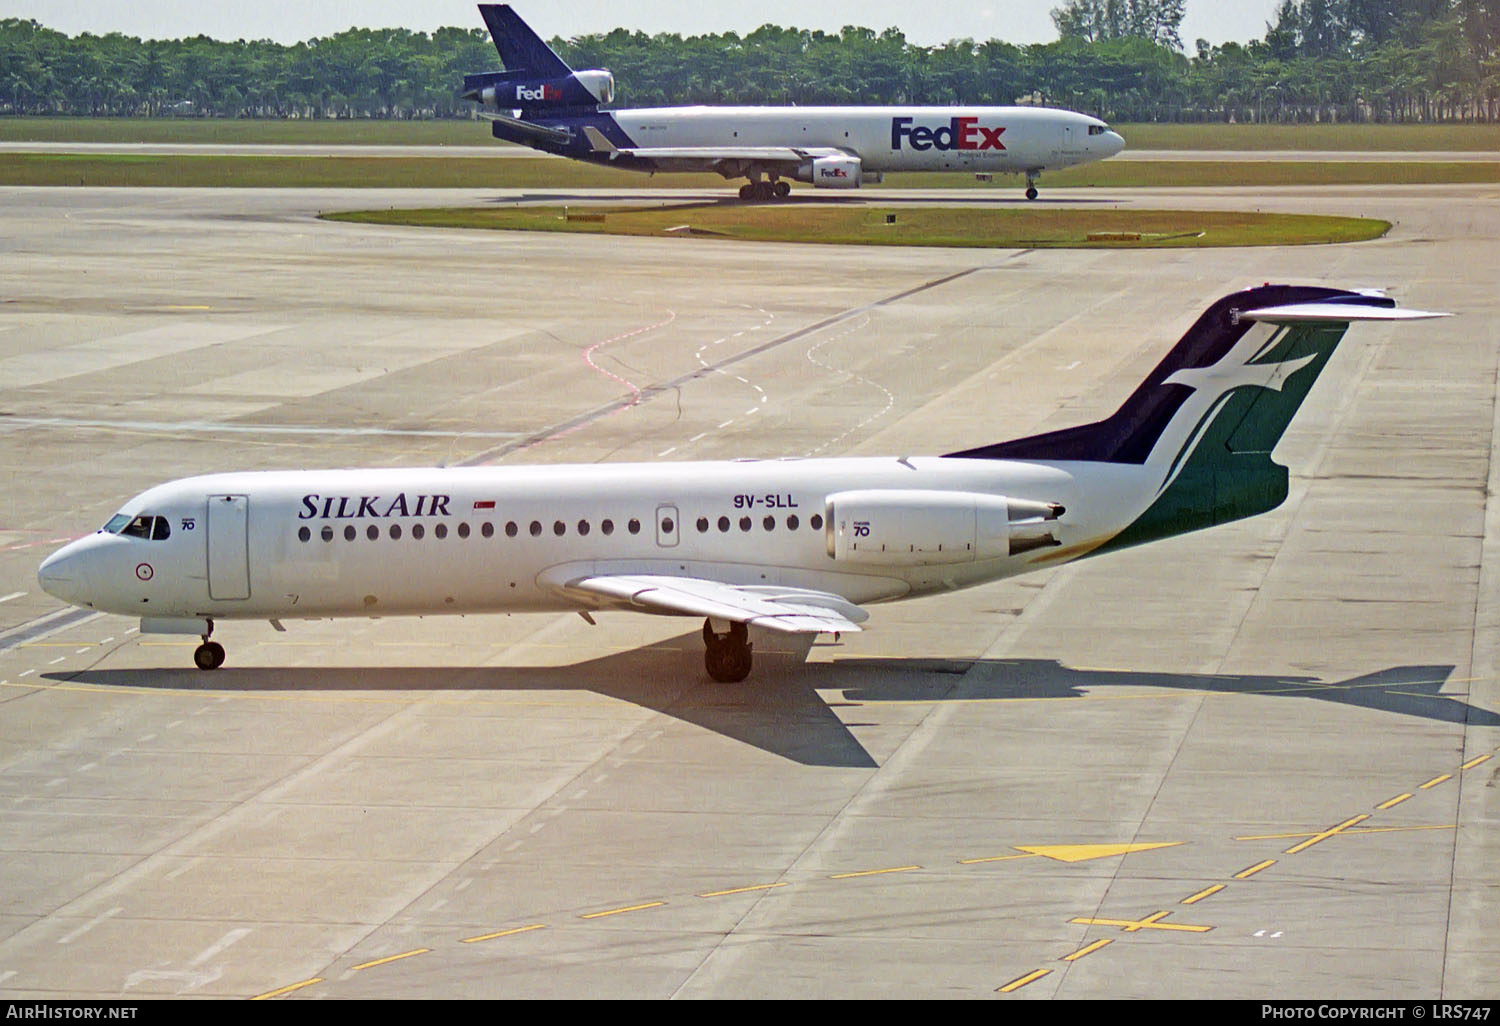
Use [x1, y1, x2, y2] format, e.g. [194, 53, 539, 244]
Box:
[581, 128, 845, 172]
[547, 572, 867, 634]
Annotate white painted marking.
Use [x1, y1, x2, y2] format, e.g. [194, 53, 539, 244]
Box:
[0, 592, 24, 604]
[59, 907, 122, 944]
[78, 763, 96, 773]
[1062, 361, 1081, 371]
[717, 419, 735, 429]
[689, 432, 707, 442]
[18, 669, 34, 677]
[48, 656, 65, 664]
[657, 447, 677, 457]
[190, 928, 252, 966]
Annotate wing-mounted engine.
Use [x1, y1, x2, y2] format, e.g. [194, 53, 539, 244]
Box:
[463, 69, 614, 112]
[825, 490, 1064, 566]
[796, 154, 863, 189]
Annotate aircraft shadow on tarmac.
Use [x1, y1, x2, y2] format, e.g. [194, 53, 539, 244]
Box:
[498, 193, 1117, 208]
[50, 632, 1489, 769]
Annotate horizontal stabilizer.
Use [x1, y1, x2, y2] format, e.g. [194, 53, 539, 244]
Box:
[480, 111, 573, 147]
[1239, 302, 1448, 323]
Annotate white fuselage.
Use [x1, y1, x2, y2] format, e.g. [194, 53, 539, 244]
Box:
[37, 457, 1147, 625]
[604, 105, 1122, 174]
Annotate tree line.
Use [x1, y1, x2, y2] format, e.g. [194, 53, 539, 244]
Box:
[1, 0, 1496, 123]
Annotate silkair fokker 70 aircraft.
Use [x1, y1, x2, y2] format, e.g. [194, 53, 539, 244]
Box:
[463, 4, 1124, 200]
[39, 285, 1440, 680]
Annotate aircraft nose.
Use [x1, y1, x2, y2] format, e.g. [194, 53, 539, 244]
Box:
[1104, 131, 1125, 157]
[38, 545, 88, 605]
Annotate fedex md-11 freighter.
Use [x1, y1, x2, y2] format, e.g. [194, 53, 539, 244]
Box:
[38, 286, 1441, 681]
[463, 4, 1125, 200]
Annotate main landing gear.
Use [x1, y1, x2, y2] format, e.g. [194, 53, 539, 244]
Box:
[193, 619, 225, 671]
[738, 179, 791, 201]
[703, 618, 753, 683]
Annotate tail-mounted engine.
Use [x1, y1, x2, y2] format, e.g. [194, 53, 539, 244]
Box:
[825, 489, 1064, 566]
[463, 69, 614, 112]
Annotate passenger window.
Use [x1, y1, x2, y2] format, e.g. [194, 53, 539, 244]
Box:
[482, 522, 494, 538]
[628, 518, 641, 535]
[553, 520, 566, 536]
[459, 522, 471, 539]
[810, 514, 824, 531]
[391, 524, 402, 540]
[530, 521, 542, 537]
[762, 516, 775, 532]
[344, 525, 356, 542]
[321, 526, 334, 542]
[412, 524, 425, 540]
[718, 516, 730, 532]
[787, 515, 800, 531]
[696, 517, 709, 533]
[739, 517, 751, 532]
[298, 526, 311, 543]
[435, 523, 448, 540]
[367, 525, 379, 540]
[601, 519, 614, 535]
[578, 520, 590, 536]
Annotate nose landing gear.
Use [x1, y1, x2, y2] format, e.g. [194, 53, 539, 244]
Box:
[703, 618, 753, 683]
[193, 620, 225, 670]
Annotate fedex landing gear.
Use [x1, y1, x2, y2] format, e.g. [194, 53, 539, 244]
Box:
[703, 618, 752, 682]
[193, 620, 225, 671]
[1024, 170, 1041, 201]
[737, 177, 790, 201]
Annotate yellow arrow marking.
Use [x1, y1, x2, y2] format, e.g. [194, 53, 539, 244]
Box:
[1010, 841, 1183, 863]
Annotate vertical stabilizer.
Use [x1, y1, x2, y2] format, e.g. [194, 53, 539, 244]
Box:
[479, 4, 573, 78]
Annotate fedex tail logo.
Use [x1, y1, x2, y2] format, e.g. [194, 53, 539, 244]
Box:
[891, 117, 1006, 152]
[516, 83, 562, 102]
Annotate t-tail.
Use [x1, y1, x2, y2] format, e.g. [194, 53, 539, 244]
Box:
[462, 4, 615, 114]
[946, 284, 1446, 554]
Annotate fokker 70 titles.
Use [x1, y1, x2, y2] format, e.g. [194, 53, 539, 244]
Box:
[39, 286, 1441, 681]
[461, 4, 1124, 200]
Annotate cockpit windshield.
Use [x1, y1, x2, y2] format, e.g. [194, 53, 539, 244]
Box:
[104, 513, 170, 540]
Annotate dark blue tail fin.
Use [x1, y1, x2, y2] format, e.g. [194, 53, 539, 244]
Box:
[478, 4, 573, 78]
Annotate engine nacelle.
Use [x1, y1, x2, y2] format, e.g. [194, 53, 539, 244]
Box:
[825, 490, 1064, 566]
[470, 69, 614, 110]
[797, 155, 863, 189]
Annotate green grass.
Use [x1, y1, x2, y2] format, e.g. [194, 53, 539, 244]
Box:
[323, 203, 1390, 249]
[4, 117, 1499, 151]
[2, 152, 1497, 189]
